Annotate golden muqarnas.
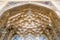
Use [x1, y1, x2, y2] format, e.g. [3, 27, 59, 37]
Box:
[0, 4, 60, 40]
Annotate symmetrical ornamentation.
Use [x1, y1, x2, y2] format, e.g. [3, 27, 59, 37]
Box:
[0, 4, 60, 40]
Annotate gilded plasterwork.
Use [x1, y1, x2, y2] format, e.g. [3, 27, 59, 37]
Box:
[0, 4, 60, 40]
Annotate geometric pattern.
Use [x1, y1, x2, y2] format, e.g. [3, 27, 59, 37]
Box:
[0, 4, 60, 40]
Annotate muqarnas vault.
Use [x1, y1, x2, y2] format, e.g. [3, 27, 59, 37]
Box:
[0, 2, 60, 40]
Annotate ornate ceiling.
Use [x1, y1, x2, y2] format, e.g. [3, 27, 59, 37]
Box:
[0, 4, 60, 40]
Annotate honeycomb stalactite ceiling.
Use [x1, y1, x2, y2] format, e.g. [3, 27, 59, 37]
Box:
[0, 4, 60, 40]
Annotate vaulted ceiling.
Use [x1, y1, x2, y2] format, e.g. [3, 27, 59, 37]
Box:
[0, 4, 60, 40]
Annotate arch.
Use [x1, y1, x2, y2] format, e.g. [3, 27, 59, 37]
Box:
[0, 2, 60, 40]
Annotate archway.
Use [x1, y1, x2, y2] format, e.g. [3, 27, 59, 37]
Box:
[0, 3, 60, 40]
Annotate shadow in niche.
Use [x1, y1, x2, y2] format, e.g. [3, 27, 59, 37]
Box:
[13, 35, 24, 40]
[13, 34, 48, 40]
